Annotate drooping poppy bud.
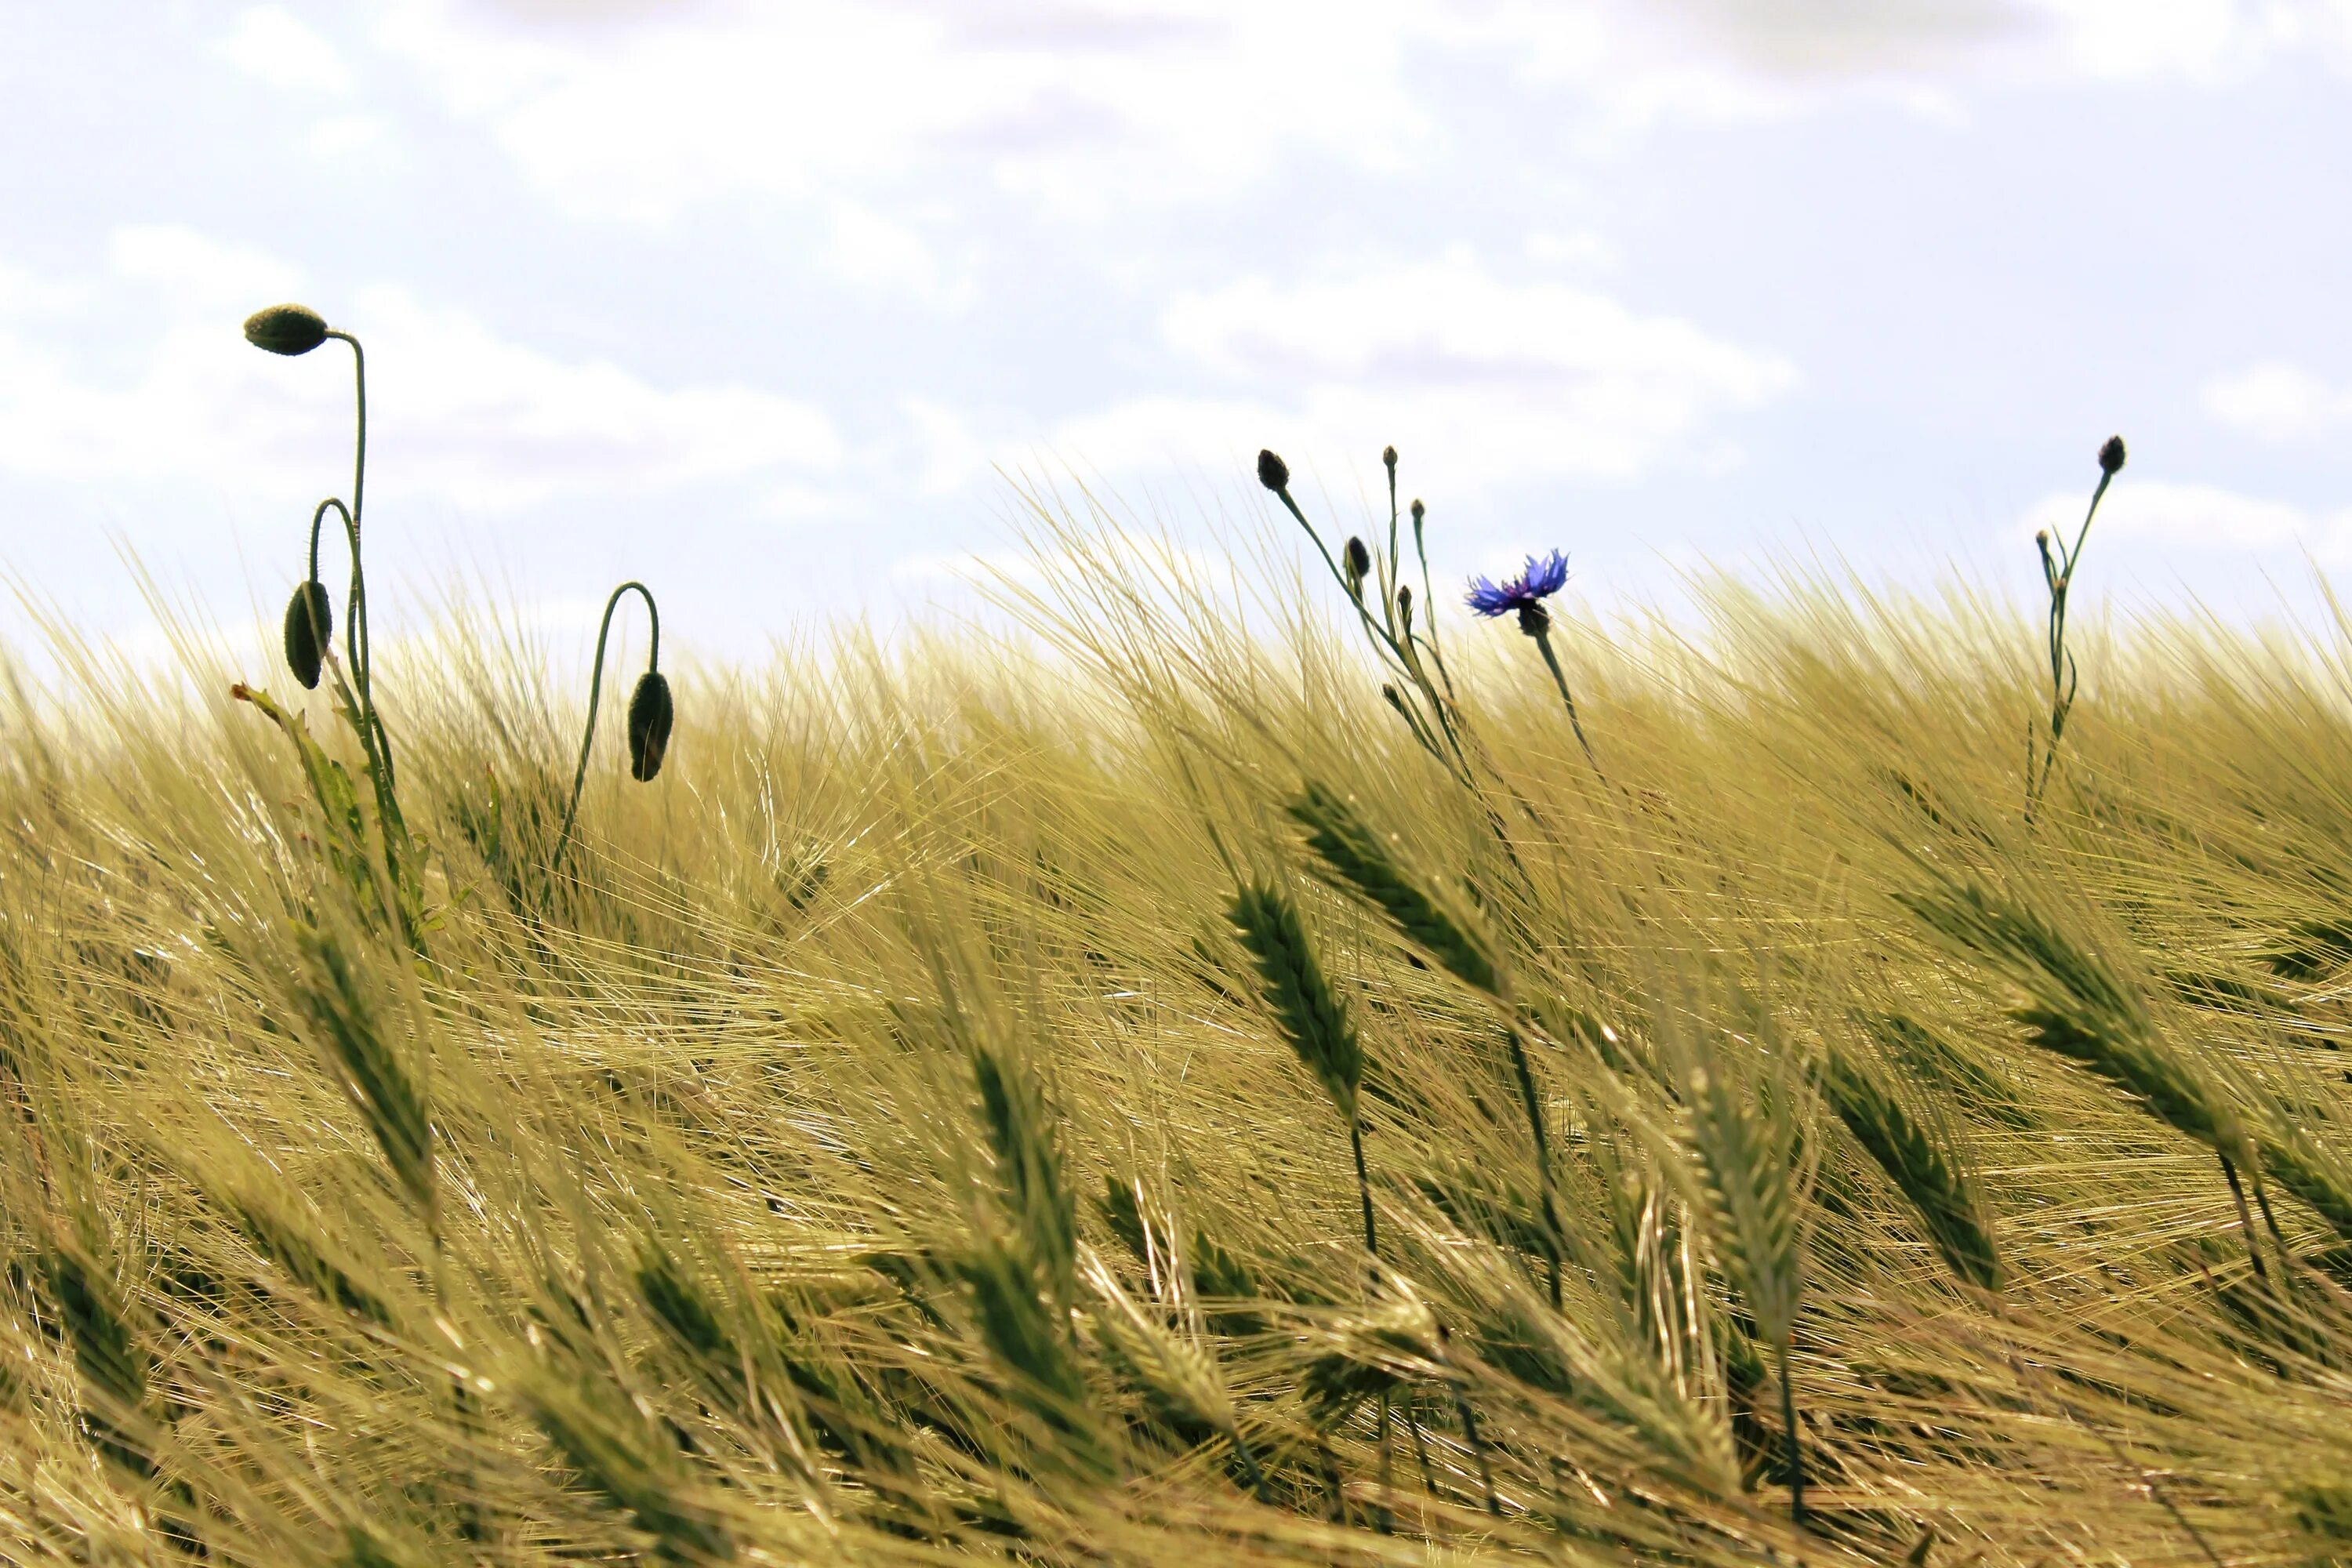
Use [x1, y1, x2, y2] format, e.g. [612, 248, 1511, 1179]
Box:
[1345, 535, 1371, 593]
[626, 670, 674, 782]
[282, 579, 332, 689]
[1257, 448, 1290, 492]
[2098, 434, 2126, 476]
[244, 304, 330, 357]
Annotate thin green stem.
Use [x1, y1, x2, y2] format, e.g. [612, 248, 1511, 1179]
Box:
[552, 581, 662, 875]
[1777, 1343, 1806, 1530]
[1501, 1027, 1565, 1310]
[1351, 1119, 1377, 1259]
[1530, 623, 1603, 778]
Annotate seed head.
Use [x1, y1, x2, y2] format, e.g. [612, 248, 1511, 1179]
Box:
[2098, 435, 2126, 476]
[244, 304, 330, 357]
[626, 670, 674, 782]
[1344, 535, 1372, 592]
[282, 580, 332, 689]
[1256, 448, 1290, 493]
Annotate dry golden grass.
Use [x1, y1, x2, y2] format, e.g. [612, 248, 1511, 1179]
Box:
[5, 493, 2352, 1566]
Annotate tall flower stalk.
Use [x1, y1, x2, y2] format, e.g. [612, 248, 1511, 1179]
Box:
[2028, 434, 2126, 812]
[552, 581, 673, 875]
[242, 303, 420, 945]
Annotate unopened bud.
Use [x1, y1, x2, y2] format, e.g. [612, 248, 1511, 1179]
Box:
[1256, 448, 1290, 492]
[1397, 583, 1413, 630]
[1344, 535, 1371, 590]
[282, 579, 332, 689]
[626, 671, 674, 782]
[244, 303, 330, 357]
[1410, 499, 1425, 524]
[1381, 445, 1397, 470]
[2098, 434, 2126, 476]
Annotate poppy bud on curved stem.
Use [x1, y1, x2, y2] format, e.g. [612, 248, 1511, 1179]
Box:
[1344, 535, 1372, 596]
[626, 670, 673, 782]
[283, 579, 332, 690]
[552, 579, 667, 875]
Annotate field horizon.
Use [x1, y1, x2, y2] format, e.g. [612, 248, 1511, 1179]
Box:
[5, 488, 2352, 1567]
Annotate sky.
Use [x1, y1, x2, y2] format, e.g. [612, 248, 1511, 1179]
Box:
[4, 0, 2351, 668]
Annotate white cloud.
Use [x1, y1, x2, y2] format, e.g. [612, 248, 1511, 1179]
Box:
[217, 6, 354, 94]
[2203, 361, 2352, 444]
[362, 0, 2352, 240]
[0, 227, 844, 517]
[825, 203, 975, 312]
[1022, 253, 1794, 497]
[2018, 479, 2352, 558]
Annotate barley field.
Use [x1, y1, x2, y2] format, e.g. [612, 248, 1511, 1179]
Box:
[6, 459, 2352, 1566]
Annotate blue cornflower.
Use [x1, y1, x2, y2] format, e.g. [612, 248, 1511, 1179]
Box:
[1465, 550, 1569, 629]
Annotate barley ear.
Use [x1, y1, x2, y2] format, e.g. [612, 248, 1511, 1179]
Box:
[522, 1371, 738, 1563]
[1228, 881, 1362, 1122]
[291, 922, 434, 1218]
[1822, 1045, 2003, 1292]
[1287, 782, 1499, 996]
[45, 1221, 154, 1479]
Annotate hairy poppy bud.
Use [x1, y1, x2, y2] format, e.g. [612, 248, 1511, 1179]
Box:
[626, 670, 673, 782]
[2098, 434, 2126, 476]
[1257, 448, 1290, 492]
[244, 303, 330, 357]
[1344, 535, 1371, 591]
[282, 579, 332, 689]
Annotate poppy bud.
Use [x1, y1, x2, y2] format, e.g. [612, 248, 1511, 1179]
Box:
[626, 670, 673, 782]
[1381, 445, 1397, 470]
[1397, 583, 1414, 631]
[1257, 448, 1290, 492]
[282, 579, 332, 689]
[1345, 535, 1371, 591]
[2098, 434, 2126, 476]
[244, 304, 330, 357]
[1410, 499, 1425, 525]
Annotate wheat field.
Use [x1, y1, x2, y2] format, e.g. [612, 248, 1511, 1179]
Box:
[5, 477, 2352, 1567]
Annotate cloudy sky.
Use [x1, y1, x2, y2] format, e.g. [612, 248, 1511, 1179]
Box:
[4, 0, 2350, 663]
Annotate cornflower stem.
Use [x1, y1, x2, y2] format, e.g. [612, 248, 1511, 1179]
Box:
[1528, 622, 1604, 778]
[553, 581, 662, 875]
